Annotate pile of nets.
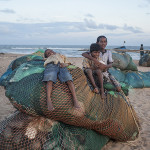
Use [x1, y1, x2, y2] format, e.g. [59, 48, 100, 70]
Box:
[112, 52, 138, 71]
[139, 53, 150, 67]
[0, 111, 109, 149]
[0, 51, 140, 149]
[109, 52, 150, 88]
[109, 67, 150, 88]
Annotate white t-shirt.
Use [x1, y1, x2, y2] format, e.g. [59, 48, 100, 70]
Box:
[99, 50, 113, 65]
[99, 50, 113, 81]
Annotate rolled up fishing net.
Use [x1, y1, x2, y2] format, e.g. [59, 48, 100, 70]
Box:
[112, 52, 137, 71]
[109, 67, 150, 88]
[0, 53, 140, 149]
[0, 111, 109, 150]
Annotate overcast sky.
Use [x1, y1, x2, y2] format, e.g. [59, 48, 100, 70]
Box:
[0, 0, 150, 46]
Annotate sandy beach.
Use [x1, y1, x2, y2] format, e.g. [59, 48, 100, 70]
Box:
[0, 53, 150, 150]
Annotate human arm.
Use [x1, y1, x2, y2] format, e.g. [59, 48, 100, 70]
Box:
[59, 63, 71, 68]
[103, 62, 112, 72]
[59, 54, 71, 67]
[82, 52, 96, 61]
[82, 52, 107, 70]
[107, 62, 112, 68]
[55, 54, 70, 67]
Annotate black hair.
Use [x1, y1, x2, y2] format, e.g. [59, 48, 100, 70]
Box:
[90, 43, 101, 53]
[44, 49, 50, 58]
[97, 35, 107, 43]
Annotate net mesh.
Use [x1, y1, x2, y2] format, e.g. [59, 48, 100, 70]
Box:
[0, 111, 109, 150]
[112, 52, 138, 71]
[124, 71, 150, 88]
[0, 53, 140, 149]
[109, 67, 150, 88]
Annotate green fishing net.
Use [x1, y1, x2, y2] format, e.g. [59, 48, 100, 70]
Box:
[0, 52, 141, 149]
[0, 111, 109, 150]
[112, 52, 138, 71]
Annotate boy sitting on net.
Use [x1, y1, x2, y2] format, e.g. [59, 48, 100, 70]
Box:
[82, 43, 106, 98]
[82, 36, 121, 93]
[43, 49, 80, 111]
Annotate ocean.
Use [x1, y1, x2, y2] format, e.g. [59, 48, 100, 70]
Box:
[0, 45, 150, 60]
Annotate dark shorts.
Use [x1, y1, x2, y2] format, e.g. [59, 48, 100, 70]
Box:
[42, 63, 73, 83]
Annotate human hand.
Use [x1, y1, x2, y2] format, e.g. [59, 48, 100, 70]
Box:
[60, 63, 67, 68]
[94, 60, 101, 67]
[103, 68, 108, 72]
[97, 63, 107, 71]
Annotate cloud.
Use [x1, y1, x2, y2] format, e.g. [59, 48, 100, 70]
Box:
[146, 0, 150, 3]
[138, 0, 150, 8]
[84, 18, 99, 29]
[146, 12, 150, 15]
[0, 24, 16, 34]
[85, 14, 94, 18]
[0, 9, 15, 14]
[100, 24, 119, 30]
[122, 24, 143, 33]
[0, 20, 144, 45]
[0, 20, 143, 36]
[84, 19, 119, 30]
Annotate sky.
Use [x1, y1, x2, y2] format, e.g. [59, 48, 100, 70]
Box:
[0, 0, 150, 46]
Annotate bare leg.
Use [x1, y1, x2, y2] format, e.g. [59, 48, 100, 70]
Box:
[66, 80, 80, 108]
[95, 69, 105, 99]
[109, 74, 122, 92]
[46, 81, 54, 111]
[85, 69, 99, 93]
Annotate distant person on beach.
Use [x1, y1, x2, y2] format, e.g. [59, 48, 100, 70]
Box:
[82, 35, 121, 95]
[82, 43, 105, 98]
[43, 49, 80, 111]
[140, 44, 144, 58]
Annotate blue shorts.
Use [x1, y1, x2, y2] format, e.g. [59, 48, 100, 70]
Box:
[42, 63, 73, 83]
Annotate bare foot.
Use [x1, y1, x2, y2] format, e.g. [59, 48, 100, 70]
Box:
[116, 86, 122, 92]
[74, 106, 85, 116]
[47, 99, 54, 111]
[93, 87, 99, 94]
[73, 100, 81, 108]
[74, 100, 86, 115]
[100, 88, 105, 99]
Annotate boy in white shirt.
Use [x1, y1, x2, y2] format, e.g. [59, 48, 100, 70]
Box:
[82, 36, 121, 95]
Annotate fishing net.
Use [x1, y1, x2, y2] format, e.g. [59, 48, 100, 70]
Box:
[0, 53, 140, 149]
[32, 49, 45, 57]
[109, 67, 150, 88]
[1, 55, 139, 135]
[84, 69, 129, 96]
[11, 55, 43, 70]
[126, 56, 138, 71]
[124, 71, 150, 88]
[112, 52, 138, 71]
[139, 53, 150, 67]
[0, 111, 109, 150]
[0, 68, 12, 86]
[108, 67, 125, 83]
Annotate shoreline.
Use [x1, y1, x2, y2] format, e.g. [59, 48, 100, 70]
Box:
[0, 53, 150, 150]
